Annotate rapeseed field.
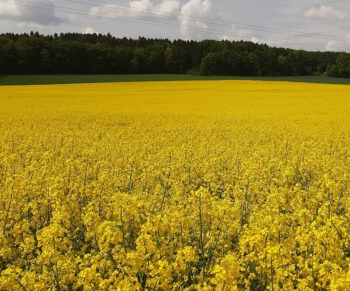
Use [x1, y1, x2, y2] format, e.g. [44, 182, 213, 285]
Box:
[1, 80, 350, 290]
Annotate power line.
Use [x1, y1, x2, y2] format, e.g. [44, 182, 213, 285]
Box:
[63, 0, 350, 44]
[2, 0, 350, 51]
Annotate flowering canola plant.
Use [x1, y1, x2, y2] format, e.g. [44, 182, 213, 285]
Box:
[1, 80, 350, 290]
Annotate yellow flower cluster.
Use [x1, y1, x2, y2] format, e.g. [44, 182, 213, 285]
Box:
[1, 80, 350, 290]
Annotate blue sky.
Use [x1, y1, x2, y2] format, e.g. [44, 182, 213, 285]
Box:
[0, 0, 349, 51]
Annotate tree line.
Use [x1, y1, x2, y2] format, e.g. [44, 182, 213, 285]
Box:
[1, 32, 350, 77]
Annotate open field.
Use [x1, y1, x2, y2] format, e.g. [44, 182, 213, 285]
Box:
[1, 80, 350, 290]
[1, 74, 350, 85]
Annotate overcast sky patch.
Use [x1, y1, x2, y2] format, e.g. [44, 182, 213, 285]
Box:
[1, 0, 350, 52]
[305, 5, 346, 20]
[0, 0, 62, 25]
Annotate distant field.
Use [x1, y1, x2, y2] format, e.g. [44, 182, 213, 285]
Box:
[1, 74, 350, 85]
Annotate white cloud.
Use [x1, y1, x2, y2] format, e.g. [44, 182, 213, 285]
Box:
[305, 5, 345, 20]
[179, 0, 214, 40]
[325, 40, 349, 52]
[154, 0, 180, 16]
[83, 26, 96, 34]
[251, 37, 261, 44]
[90, 0, 180, 20]
[326, 40, 338, 51]
[0, 0, 19, 17]
[220, 25, 252, 41]
[324, 32, 350, 52]
[129, 0, 154, 16]
[90, 0, 214, 40]
[0, 0, 61, 25]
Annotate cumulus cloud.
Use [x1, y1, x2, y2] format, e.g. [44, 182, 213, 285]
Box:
[0, 0, 19, 16]
[220, 24, 252, 41]
[325, 40, 338, 51]
[325, 39, 349, 52]
[305, 5, 345, 20]
[0, 0, 61, 25]
[0, 0, 61, 26]
[90, 0, 180, 20]
[155, 0, 180, 16]
[324, 32, 350, 52]
[179, 0, 214, 40]
[83, 26, 96, 34]
[90, 0, 214, 40]
[251, 37, 262, 44]
[128, 0, 153, 16]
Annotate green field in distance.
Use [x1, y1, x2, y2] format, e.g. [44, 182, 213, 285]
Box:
[1, 74, 350, 85]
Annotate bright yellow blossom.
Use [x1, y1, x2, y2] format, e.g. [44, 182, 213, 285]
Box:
[1, 80, 350, 289]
